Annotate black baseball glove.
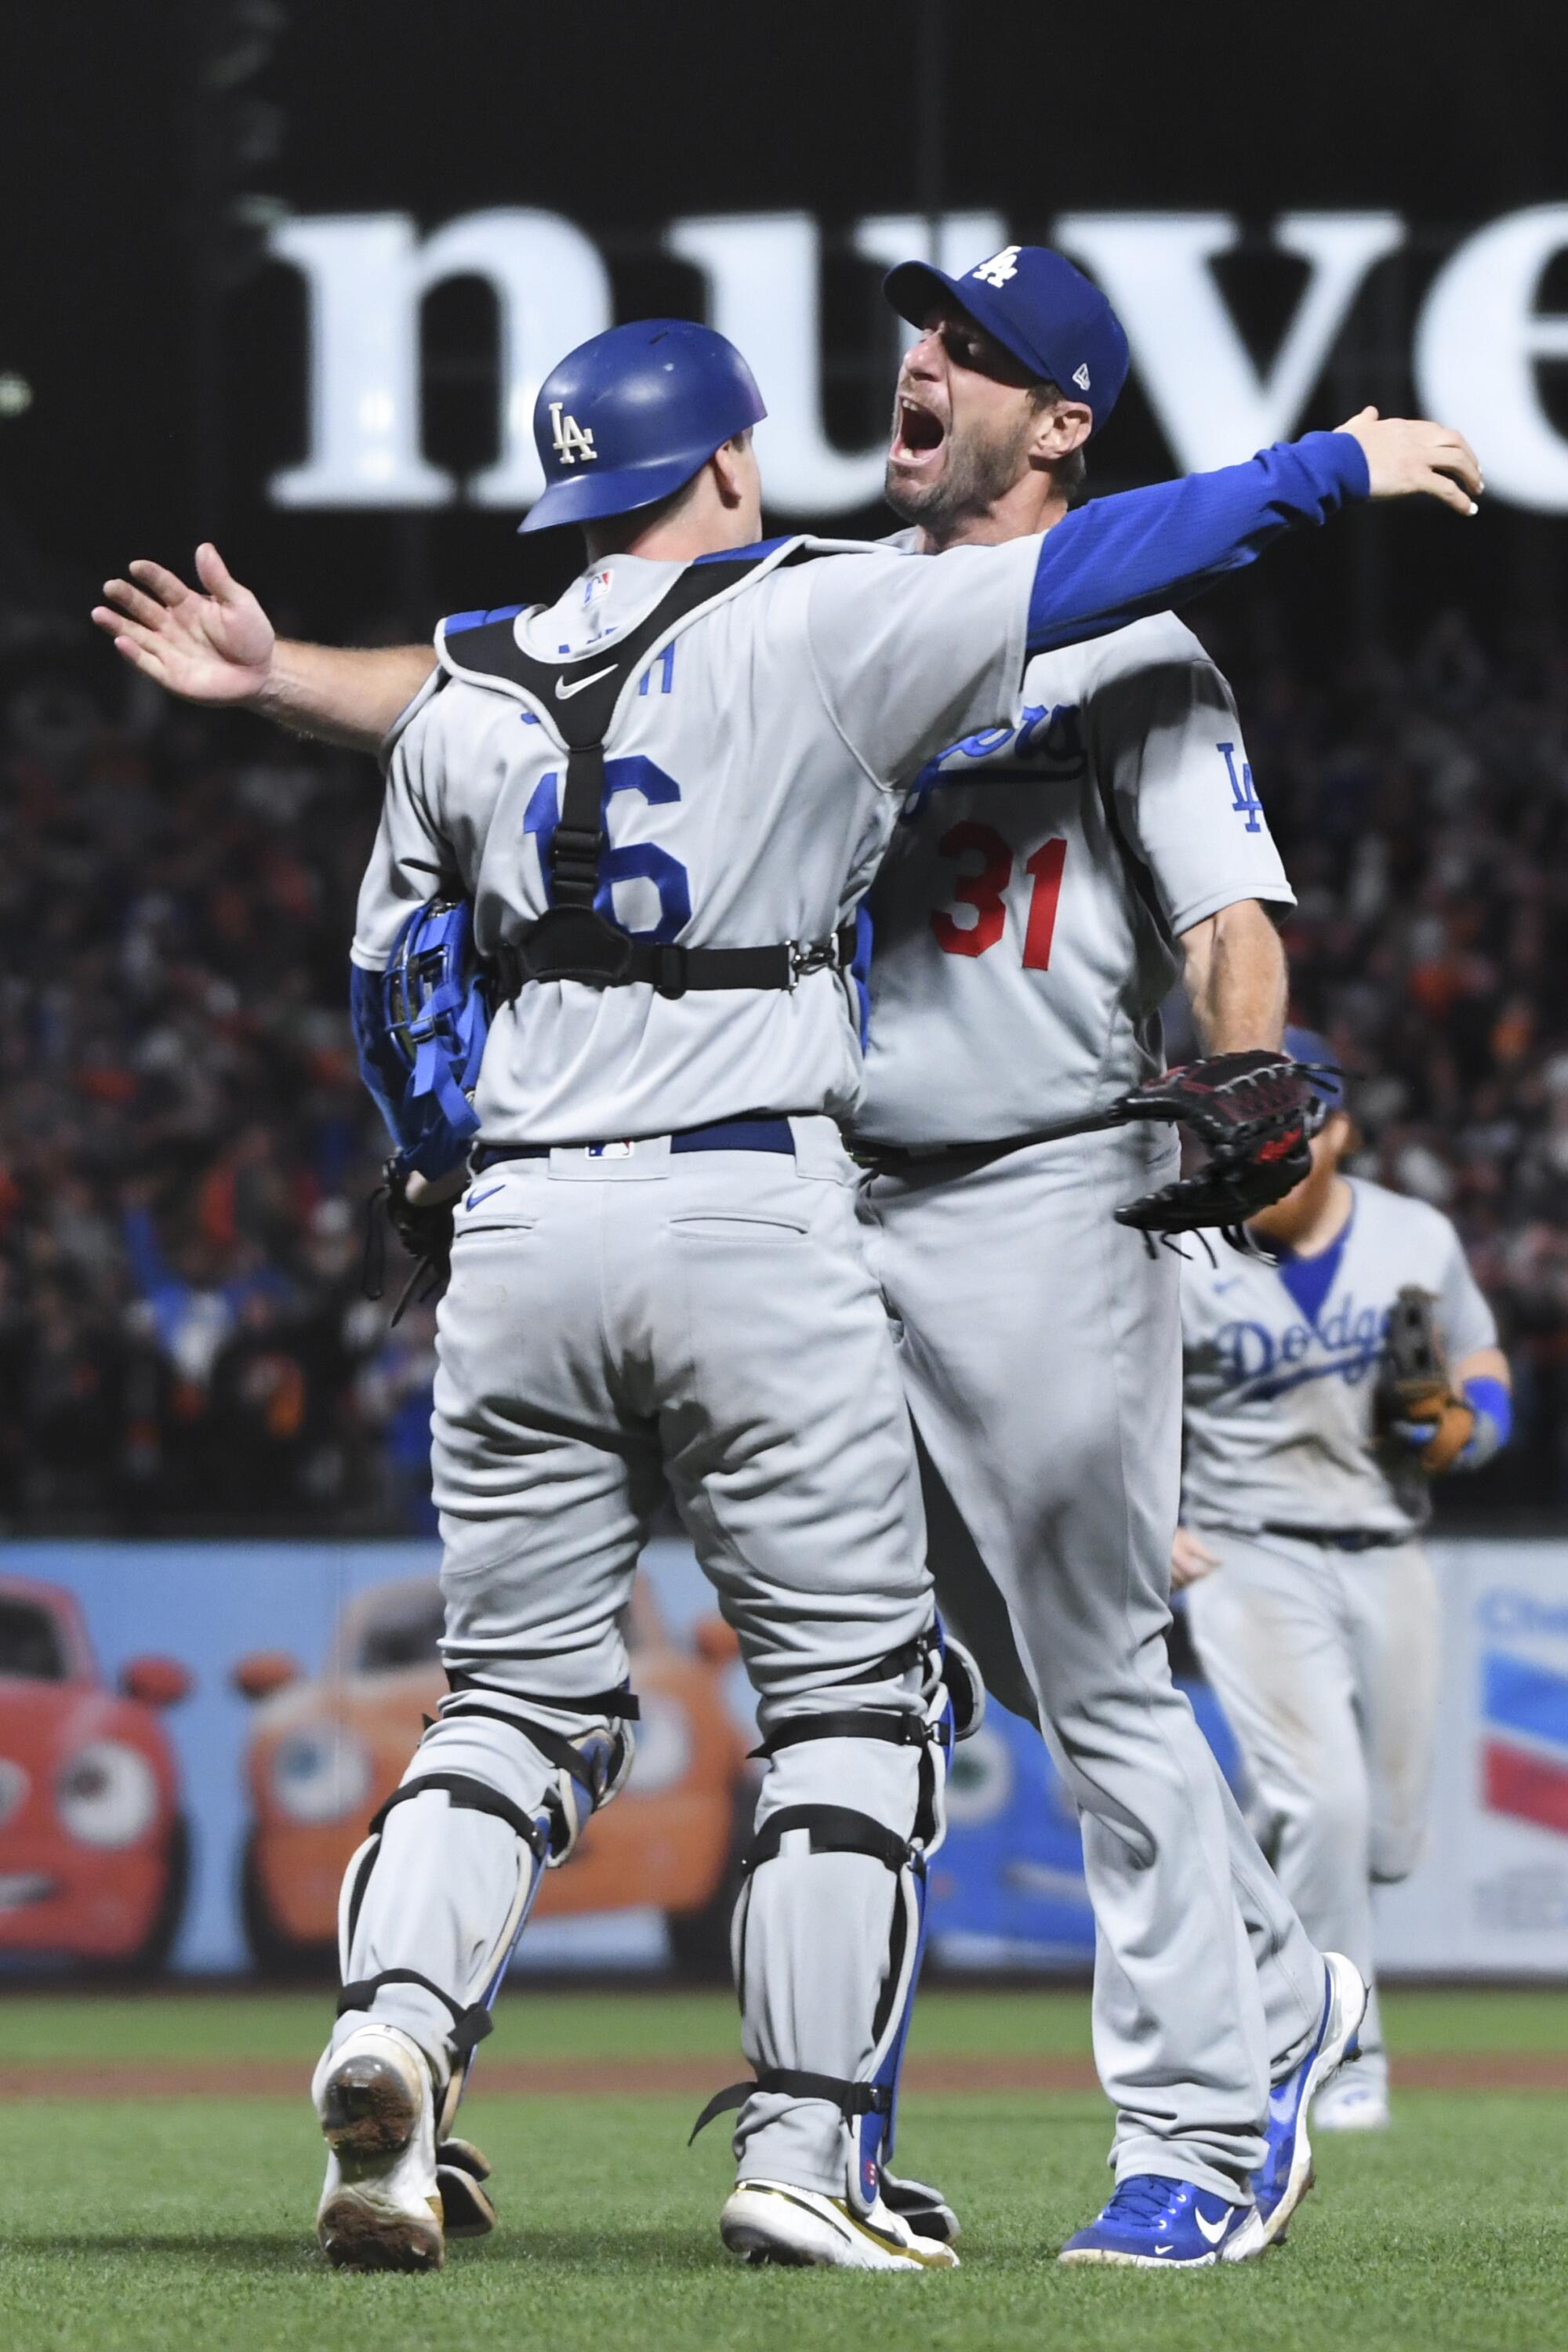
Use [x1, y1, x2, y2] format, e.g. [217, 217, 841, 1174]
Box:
[1111, 1050, 1319, 1239]
[364, 1156, 457, 1324]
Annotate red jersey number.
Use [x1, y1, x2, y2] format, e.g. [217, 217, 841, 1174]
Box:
[931, 824, 1067, 970]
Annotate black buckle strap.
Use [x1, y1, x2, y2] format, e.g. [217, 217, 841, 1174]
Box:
[446, 1669, 640, 1722]
[688, 2068, 892, 2145]
[742, 1804, 912, 1875]
[750, 1711, 926, 1761]
[368, 1770, 550, 1866]
[492, 916, 856, 1004]
[336, 1965, 494, 2055]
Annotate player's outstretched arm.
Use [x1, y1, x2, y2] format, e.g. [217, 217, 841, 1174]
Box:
[1024, 416, 1483, 656]
[92, 543, 434, 752]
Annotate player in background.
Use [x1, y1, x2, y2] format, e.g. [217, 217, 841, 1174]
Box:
[94, 308, 1482, 2270]
[1174, 1029, 1511, 2130]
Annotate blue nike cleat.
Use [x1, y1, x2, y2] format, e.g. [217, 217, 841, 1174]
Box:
[1058, 2173, 1259, 2267]
[1250, 1949, 1369, 2249]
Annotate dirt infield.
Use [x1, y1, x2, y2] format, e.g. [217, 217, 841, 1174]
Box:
[6, 2052, 1566, 2100]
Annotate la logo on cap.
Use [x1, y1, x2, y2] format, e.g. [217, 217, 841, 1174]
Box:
[971, 245, 1021, 289]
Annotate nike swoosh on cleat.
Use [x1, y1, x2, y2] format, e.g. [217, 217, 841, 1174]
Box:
[555, 665, 616, 699]
[464, 1185, 505, 1210]
[1194, 2207, 1234, 2245]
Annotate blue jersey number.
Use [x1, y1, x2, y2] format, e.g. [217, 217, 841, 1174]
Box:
[524, 757, 691, 943]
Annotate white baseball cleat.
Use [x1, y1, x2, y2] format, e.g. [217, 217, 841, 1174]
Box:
[313, 2024, 445, 2273]
[720, 2179, 960, 2270]
[1311, 2069, 1391, 2132]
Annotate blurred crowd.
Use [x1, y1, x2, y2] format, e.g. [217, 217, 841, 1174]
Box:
[2, 605, 1566, 1528]
[0, 648, 436, 1531]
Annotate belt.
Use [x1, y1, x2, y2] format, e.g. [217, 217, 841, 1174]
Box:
[861, 1107, 1124, 1173]
[1258, 1522, 1411, 1552]
[472, 1114, 797, 1170]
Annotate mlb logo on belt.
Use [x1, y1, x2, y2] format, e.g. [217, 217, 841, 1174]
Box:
[1481, 1649, 1568, 1835]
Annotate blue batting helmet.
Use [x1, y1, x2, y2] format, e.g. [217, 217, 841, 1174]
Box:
[519, 319, 768, 536]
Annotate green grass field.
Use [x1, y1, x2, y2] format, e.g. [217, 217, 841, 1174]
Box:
[0, 1987, 1563, 2352]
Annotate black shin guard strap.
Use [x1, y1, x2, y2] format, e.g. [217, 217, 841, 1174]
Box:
[688, 2068, 892, 2145]
[336, 1966, 494, 2055]
[368, 1770, 550, 1865]
[742, 1804, 911, 1875]
[750, 1710, 925, 1761]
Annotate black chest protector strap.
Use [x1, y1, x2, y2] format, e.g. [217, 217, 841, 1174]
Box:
[452, 552, 855, 1002]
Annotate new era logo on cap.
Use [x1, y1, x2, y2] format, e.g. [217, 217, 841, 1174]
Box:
[1073, 363, 1091, 390]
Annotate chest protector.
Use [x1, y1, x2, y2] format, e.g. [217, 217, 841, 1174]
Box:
[439, 543, 855, 1003]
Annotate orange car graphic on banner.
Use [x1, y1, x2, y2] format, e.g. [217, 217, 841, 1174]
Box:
[0, 1575, 192, 1967]
[234, 1575, 750, 1973]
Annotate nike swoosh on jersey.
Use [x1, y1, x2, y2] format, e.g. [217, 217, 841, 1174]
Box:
[1194, 2206, 1232, 2245]
[464, 1184, 506, 1210]
[555, 664, 616, 699]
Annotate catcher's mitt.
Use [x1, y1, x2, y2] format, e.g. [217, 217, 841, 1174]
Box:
[364, 1155, 456, 1326]
[1375, 1285, 1475, 1472]
[1112, 1050, 1319, 1238]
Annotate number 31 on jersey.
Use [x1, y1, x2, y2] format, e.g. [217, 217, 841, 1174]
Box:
[931, 822, 1067, 970]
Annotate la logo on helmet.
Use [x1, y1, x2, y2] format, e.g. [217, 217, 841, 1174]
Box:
[549, 401, 598, 466]
[971, 245, 1021, 288]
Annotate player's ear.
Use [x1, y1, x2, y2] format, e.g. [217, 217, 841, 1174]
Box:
[710, 430, 757, 510]
[1028, 397, 1092, 465]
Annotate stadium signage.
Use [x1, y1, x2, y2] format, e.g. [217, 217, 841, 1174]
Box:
[267, 204, 1568, 515]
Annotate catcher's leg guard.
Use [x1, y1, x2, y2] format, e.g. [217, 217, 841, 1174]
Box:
[694, 1624, 982, 2244]
[321, 1686, 636, 2244]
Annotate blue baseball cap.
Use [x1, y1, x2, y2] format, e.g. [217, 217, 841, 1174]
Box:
[882, 243, 1129, 435]
[1284, 1025, 1347, 1110]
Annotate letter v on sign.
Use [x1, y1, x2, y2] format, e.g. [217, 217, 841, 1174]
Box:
[1053, 213, 1404, 470]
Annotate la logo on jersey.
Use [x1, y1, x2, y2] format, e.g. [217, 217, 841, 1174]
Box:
[971, 245, 1021, 289]
[549, 401, 598, 466]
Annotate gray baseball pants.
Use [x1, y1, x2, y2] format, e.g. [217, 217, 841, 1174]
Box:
[861, 1123, 1327, 2199]
[1184, 1528, 1439, 2096]
[332, 1120, 935, 2199]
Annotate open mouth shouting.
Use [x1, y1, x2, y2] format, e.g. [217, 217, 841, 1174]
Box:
[889, 391, 948, 476]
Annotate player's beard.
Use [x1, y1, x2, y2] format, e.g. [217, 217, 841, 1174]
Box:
[884, 405, 1036, 541]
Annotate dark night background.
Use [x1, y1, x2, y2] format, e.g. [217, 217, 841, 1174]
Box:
[5, 1, 1568, 644]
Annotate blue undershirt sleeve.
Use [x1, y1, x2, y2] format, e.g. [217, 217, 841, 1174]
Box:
[1026, 431, 1370, 654]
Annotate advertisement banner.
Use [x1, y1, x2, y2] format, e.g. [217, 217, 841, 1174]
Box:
[2, 1537, 1564, 1978]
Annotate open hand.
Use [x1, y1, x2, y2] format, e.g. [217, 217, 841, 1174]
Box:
[93, 543, 276, 705]
[1335, 408, 1483, 515]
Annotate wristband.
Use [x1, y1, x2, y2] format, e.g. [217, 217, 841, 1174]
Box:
[1458, 1375, 1512, 1469]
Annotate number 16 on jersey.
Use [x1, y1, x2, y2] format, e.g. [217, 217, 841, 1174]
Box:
[931, 822, 1067, 971]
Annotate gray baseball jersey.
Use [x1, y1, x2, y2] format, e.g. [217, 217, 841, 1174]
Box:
[857, 609, 1329, 2194]
[1180, 1176, 1497, 1537]
[858, 608, 1293, 1147]
[354, 534, 1040, 1145]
